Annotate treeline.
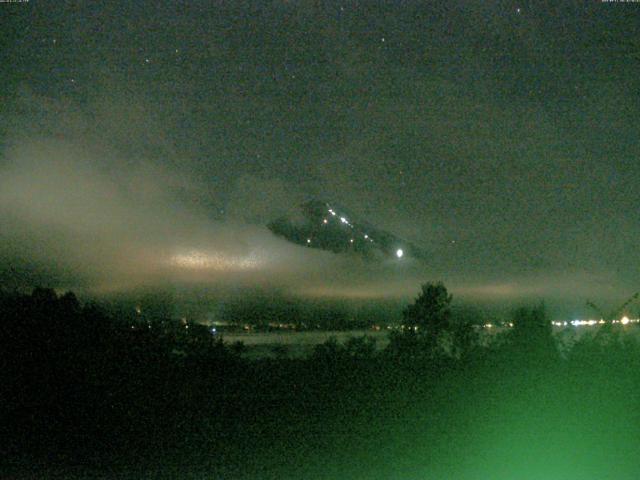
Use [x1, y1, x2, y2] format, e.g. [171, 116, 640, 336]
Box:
[0, 287, 245, 471]
[2, 285, 640, 479]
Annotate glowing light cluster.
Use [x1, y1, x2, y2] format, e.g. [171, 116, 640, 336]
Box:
[550, 317, 639, 327]
[612, 316, 638, 325]
[321, 204, 409, 258]
[324, 204, 379, 247]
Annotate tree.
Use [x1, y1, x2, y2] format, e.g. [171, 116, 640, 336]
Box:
[271, 344, 290, 360]
[387, 282, 454, 358]
[509, 303, 557, 360]
[59, 291, 81, 315]
[403, 282, 453, 341]
[449, 319, 480, 360]
[344, 335, 377, 359]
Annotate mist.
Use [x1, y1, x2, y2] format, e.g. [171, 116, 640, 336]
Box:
[0, 86, 635, 319]
[0, 88, 432, 301]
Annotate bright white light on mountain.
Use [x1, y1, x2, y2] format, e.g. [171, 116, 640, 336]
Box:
[396, 248, 403, 258]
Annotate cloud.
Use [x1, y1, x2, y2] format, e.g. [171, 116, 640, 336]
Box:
[0, 89, 428, 297]
[0, 138, 320, 289]
[2, 86, 633, 315]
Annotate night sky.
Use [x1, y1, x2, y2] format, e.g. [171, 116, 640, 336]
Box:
[1, 1, 639, 316]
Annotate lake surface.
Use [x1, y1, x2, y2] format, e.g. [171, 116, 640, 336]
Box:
[220, 329, 390, 358]
[219, 324, 640, 358]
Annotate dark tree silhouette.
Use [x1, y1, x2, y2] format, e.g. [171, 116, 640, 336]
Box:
[403, 282, 452, 340]
[59, 291, 81, 314]
[271, 343, 290, 359]
[31, 286, 58, 306]
[508, 303, 557, 360]
[343, 335, 377, 359]
[387, 282, 454, 359]
[449, 319, 479, 360]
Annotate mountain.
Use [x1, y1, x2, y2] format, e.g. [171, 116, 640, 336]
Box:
[267, 199, 427, 262]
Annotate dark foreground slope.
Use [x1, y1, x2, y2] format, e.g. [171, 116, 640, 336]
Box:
[2, 290, 640, 479]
